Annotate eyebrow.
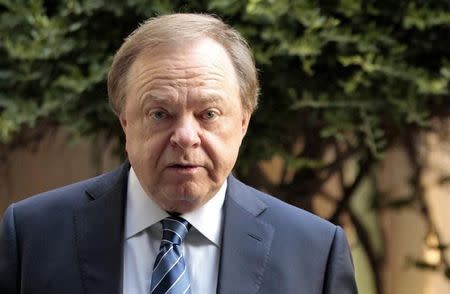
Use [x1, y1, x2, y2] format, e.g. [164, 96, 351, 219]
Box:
[140, 90, 227, 105]
[138, 90, 176, 106]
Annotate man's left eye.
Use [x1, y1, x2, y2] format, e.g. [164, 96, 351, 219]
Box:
[202, 110, 218, 120]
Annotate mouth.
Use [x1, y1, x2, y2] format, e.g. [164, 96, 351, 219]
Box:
[170, 164, 198, 168]
[167, 163, 202, 174]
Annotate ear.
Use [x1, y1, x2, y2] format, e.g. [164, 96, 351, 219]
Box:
[119, 112, 127, 131]
[240, 111, 251, 138]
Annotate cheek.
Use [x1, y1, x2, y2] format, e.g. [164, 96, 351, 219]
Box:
[124, 123, 145, 153]
[219, 119, 246, 145]
[125, 123, 160, 161]
[204, 123, 245, 166]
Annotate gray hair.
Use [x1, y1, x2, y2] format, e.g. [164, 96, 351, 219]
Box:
[107, 13, 259, 115]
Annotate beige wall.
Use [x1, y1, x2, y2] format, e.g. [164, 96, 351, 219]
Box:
[0, 129, 120, 214]
[258, 138, 450, 293]
[420, 130, 450, 294]
[370, 134, 450, 294]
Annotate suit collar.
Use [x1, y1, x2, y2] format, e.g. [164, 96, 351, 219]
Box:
[74, 161, 130, 294]
[73, 166, 274, 294]
[217, 175, 274, 294]
[124, 166, 227, 246]
[225, 175, 267, 217]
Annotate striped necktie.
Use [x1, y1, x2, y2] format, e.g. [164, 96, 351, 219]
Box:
[150, 216, 192, 294]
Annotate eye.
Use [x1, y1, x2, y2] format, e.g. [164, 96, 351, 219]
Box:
[201, 110, 219, 121]
[149, 110, 168, 121]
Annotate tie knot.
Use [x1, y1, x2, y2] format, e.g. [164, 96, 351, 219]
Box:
[161, 216, 191, 245]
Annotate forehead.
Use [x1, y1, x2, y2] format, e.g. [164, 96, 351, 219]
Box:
[127, 38, 239, 92]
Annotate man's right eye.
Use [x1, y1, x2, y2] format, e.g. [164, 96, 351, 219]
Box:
[149, 110, 167, 120]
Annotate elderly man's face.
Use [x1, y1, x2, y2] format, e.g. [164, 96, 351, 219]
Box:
[120, 38, 250, 213]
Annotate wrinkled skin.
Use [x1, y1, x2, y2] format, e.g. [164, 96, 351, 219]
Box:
[120, 37, 251, 213]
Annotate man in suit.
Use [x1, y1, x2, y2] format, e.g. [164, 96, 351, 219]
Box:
[0, 13, 357, 293]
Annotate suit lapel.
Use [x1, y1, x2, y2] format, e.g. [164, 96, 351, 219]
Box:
[217, 176, 274, 294]
[73, 167, 273, 294]
[74, 162, 129, 294]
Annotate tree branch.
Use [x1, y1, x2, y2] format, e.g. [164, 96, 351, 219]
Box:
[348, 209, 384, 294]
[329, 155, 373, 224]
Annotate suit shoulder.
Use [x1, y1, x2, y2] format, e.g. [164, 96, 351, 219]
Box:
[13, 175, 97, 211]
[8, 164, 126, 219]
[230, 176, 337, 236]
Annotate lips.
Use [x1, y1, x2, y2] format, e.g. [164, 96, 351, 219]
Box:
[169, 163, 200, 168]
[166, 163, 202, 174]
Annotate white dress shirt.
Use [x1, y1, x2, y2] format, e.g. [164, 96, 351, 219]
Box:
[123, 167, 226, 294]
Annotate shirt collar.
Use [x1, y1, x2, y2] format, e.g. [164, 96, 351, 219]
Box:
[124, 167, 226, 246]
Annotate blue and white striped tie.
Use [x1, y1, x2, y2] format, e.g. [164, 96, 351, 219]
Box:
[150, 216, 192, 294]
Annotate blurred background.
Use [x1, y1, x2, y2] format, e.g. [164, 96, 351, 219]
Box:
[1, 1, 449, 293]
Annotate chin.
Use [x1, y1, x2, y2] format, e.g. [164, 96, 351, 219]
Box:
[172, 181, 206, 197]
[163, 188, 209, 213]
[152, 182, 217, 212]
[164, 199, 200, 214]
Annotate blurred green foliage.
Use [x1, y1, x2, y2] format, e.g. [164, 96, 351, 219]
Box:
[1, 0, 448, 165]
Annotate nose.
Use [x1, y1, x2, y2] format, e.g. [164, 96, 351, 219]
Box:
[169, 117, 201, 149]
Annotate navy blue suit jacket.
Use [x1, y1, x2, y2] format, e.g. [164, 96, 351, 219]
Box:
[0, 162, 357, 293]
